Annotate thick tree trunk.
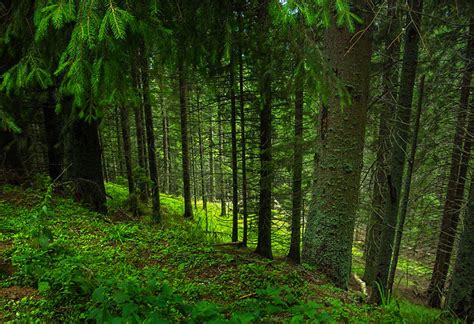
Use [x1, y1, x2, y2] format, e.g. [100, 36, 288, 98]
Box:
[371, 0, 423, 303]
[388, 74, 425, 290]
[67, 112, 107, 214]
[255, 0, 273, 259]
[119, 104, 137, 216]
[302, 0, 372, 289]
[178, 59, 193, 219]
[447, 173, 474, 323]
[230, 48, 239, 242]
[288, 47, 304, 264]
[364, 0, 401, 284]
[428, 19, 474, 308]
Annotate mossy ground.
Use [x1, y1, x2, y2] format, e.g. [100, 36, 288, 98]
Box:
[0, 181, 451, 322]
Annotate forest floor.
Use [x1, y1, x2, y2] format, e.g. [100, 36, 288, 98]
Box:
[0, 180, 452, 322]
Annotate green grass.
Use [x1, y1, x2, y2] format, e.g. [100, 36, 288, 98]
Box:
[0, 182, 455, 323]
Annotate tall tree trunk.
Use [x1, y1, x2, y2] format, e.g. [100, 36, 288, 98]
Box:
[238, 16, 249, 246]
[288, 44, 304, 264]
[132, 64, 148, 200]
[42, 88, 63, 180]
[447, 173, 474, 323]
[428, 19, 474, 308]
[230, 47, 239, 242]
[115, 107, 124, 178]
[371, 0, 423, 303]
[98, 130, 108, 183]
[218, 99, 226, 216]
[119, 104, 138, 216]
[255, 0, 273, 259]
[364, 0, 401, 284]
[179, 58, 193, 219]
[197, 101, 208, 228]
[142, 54, 162, 223]
[388, 74, 425, 290]
[302, 0, 372, 289]
[208, 113, 215, 202]
[161, 98, 170, 194]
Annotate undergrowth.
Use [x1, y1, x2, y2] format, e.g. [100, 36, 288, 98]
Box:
[0, 180, 452, 323]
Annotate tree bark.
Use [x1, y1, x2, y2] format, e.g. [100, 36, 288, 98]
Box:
[230, 46, 239, 243]
[255, 0, 273, 259]
[302, 0, 372, 289]
[178, 58, 193, 219]
[447, 173, 474, 323]
[288, 38, 304, 263]
[428, 18, 474, 308]
[388, 74, 425, 290]
[132, 64, 148, 200]
[371, 0, 423, 303]
[119, 104, 138, 216]
[364, 0, 401, 284]
[141, 54, 162, 223]
[67, 109, 107, 213]
[238, 15, 249, 247]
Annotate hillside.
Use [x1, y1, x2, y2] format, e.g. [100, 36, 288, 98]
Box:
[0, 182, 447, 323]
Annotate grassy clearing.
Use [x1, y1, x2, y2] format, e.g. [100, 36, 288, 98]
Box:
[0, 182, 452, 322]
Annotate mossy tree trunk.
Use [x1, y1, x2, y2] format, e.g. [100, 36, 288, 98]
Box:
[302, 0, 372, 289]
[230, 44, 239, 243]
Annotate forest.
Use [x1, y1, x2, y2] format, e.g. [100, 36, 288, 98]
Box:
[0, 0, 473, 322]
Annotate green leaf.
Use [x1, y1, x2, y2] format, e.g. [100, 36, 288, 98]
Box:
[92, 287, 106, 303]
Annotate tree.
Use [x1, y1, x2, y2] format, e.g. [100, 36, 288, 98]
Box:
[363, 0, 401, 284]
[370, 0, 423, 302]
[288, 30, 305, 263]
[302, 0, 373, 288]
[447, 173, 474, 323]
[255, 0, 273, 259]
[428, 17, 474, 308]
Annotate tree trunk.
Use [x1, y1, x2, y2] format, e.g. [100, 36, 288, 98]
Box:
[161, 98, 170, 194]
[428, 18, 474, 308]
[230, 46, 239, 243]
[119, 104, 138, 216]
[238, 16, 249, 247]
[364, 0, 401, 284]
[115, 107, 124, 178]
[179, 58, 193, 219]
[447, 173, 474, 323]
[218, 99, 226, 216]
[142, 54, 162, 223]
[255, 0, 273, 259]
[67, 111, 107, 213]
[388, 74, 425, 290]
[302, 0, 372, 289]
[288, 44, 304, 264]
[132, 64, 148, 200]
[208, 113, 215, 202]
[371, 0, 423, 303]
[42, 88, 63, 180]
[197, 101, 208, 229]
